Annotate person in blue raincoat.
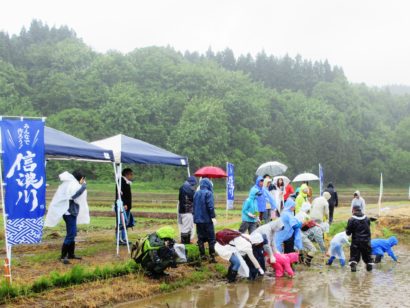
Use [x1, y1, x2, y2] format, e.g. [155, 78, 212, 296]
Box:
[239, 186, 260, 234]
[254, 176, 276, 224]
[193, 178, 217, 263]
[275, 198, 303, 253]
[371, 236, 398, 263]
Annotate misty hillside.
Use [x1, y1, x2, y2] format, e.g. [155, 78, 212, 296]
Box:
[1, 20, 410, 187]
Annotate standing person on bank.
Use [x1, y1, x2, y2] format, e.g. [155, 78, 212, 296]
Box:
[45, 170, 89, 264]
[178, 176, 197, 244]
[351, 190, 366, 213]
[193, 178, 217, 263]
[325, 183, 339, 224]
[115, 168, 135, 245]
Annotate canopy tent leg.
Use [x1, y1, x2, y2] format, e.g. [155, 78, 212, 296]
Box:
[187, 165, 191, 177]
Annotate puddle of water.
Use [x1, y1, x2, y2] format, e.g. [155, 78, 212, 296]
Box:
[118, 244, 410, 308]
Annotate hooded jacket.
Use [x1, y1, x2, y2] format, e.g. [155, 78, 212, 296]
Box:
[45, 171, 89, 227]
[253, 176, 277, 212]
[328, 231, 350, 259]
[295, 184, 308, 213]
[193, 178, 215, 224]
[242, 187, 259, 223]
[275, 199, 303, 252]
[252, 219, 284, 257]
[325, 183, 338, 207]
[371, 236, 398, 261]
[310, 196, 330, 222]
[269, 252, 299, 277]
[346, 210, 371, 242]
[351, 191, 366, 213]
[178, 180, 196, 214]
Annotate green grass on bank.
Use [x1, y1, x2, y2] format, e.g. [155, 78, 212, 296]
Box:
[0, 245, 208, 304]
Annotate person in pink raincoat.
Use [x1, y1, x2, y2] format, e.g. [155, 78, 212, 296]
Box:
[268, 252, 299, 277]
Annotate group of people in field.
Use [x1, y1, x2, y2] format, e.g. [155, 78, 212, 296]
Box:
[45, 170, 399, 281]
[174, 174, 399, 282]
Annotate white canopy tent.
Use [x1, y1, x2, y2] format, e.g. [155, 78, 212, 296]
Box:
[92, 134, 189, 255]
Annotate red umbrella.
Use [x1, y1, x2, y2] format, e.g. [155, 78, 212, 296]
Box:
[194, 166, 227, 178]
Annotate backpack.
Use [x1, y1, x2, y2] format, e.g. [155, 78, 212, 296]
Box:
[301, 220, 318, 232]
[131, 235, 148, 263]
[216, 229, 242, 245]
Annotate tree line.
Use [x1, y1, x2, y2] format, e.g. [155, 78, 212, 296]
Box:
[1, 20, 409, 189]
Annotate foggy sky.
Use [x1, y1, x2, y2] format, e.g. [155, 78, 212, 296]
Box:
[1, 0, 409, 86]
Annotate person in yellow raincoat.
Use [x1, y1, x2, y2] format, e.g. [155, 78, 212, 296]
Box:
[295, 183, 309, 213]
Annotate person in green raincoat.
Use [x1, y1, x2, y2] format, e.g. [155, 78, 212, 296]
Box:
[131, 226, 178, 278]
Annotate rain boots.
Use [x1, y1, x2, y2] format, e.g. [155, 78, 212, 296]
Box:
[68, 242, 82, 260]
[298, 253, 304, 264]
[60, 244, 70, 264]
[366, 263, 373, 272]
[209, 244, 217, 264]
[227, 266, 238, 283]
[326, 256, 335, 266]
[374, 255, 382, 264]
[181, 233, 191, 244]
[198, 242, 207, 261]
[350, 262, 357, 272]
[304, 254, 314, 267]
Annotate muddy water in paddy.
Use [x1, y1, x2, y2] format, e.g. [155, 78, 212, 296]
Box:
[119, 243, 410, 308]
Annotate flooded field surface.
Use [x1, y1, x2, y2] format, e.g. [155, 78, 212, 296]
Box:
[119, 244, 410, 308]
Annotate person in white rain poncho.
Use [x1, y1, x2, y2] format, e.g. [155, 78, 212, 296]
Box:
[215, 230, 264, 283]
[45, 171, 90, 264]
[326, 231, 350, 267]
[251, 218, 284, 264]
[310, 192, 331, 223]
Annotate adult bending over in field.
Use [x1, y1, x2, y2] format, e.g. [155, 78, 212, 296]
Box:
[45, 171, 89, 264]
[276, 198, 303, 253]
[251, 218, 284, 264]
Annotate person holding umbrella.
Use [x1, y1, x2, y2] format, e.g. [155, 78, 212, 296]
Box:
[254, 176, 276, 224]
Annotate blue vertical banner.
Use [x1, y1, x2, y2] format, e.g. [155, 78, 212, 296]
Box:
[226, 162, 235, 210]
[319, 163, 324, 196]
[1, 119, 46, 245]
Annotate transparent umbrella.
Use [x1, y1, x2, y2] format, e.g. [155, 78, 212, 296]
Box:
[256, 161, 287, 177]
[292, 172, 319, 182]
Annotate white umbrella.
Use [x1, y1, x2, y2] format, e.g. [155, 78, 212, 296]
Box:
[293, 172, 319, 182]
[256, 161, 287, 177]
[272, 175, 291, 187]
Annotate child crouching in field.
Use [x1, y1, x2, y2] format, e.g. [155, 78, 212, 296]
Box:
[371, 236, 399, 263]
[267, 252, 299, 278]
[326, 231, 350, 267]
[346, 204, 373, 272]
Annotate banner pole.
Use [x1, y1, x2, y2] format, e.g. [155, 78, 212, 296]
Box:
[225, 162, 228, 223]
[0, 126, 12, 284]
[378, 173, 383, 216]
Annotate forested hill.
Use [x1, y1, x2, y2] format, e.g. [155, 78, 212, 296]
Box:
[1, 20, 410, 188]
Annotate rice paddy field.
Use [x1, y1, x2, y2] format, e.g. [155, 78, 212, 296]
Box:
[0, 182, 409, 306]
